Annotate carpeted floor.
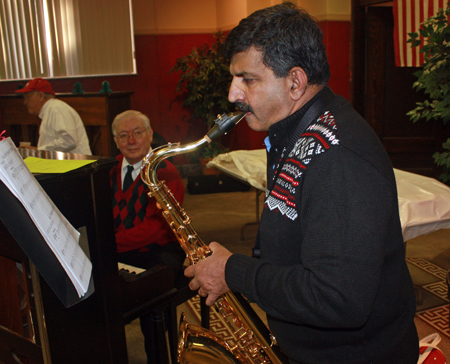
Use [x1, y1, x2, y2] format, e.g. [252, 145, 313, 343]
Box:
[125, 187, 450, 363]
[406, 227, 450, 359]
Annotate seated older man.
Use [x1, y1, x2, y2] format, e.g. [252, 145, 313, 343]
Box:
[110, 110, 185, 364]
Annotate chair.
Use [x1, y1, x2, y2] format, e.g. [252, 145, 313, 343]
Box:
[151, 131, 174, 163]
[152, 131, 167, 149]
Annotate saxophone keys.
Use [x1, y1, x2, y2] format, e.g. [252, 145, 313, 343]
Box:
[269, 334, 279, 347]
[233, 327, 247, 339]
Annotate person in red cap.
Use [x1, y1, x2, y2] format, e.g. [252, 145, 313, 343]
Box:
[16, 78, 91, 155]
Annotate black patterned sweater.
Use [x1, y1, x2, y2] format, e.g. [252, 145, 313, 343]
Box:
[225, 88, 418, 363]
[111, 154, 185, 253]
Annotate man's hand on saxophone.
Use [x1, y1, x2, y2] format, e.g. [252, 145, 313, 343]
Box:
[184, 241, 232, 306]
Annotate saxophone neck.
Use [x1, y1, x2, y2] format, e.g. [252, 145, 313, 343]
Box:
[140, 111, 246, 187]
[141, 138, 208, 186]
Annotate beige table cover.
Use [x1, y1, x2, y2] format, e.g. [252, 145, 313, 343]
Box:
[208, 149, 450, 241]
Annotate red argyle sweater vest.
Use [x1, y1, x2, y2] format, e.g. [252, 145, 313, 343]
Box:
[111, 162, 149, 232]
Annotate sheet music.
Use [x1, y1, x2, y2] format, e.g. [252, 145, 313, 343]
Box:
[0, 137, 92, 297]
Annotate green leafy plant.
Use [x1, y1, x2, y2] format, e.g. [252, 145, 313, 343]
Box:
[407, 3, 450, 182]
[169, 31, 234, 161]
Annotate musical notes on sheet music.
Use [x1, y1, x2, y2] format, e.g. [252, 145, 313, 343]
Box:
[0, 137, 92, 297]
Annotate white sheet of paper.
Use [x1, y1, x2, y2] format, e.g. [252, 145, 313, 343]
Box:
[0, 137, 92, 297]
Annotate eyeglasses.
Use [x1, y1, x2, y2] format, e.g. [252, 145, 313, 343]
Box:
[116, 129, 147, 142]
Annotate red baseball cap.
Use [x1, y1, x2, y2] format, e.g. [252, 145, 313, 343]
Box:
[15, 78, 55, 96]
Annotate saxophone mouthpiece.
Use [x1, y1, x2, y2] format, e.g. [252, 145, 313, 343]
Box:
[206, 111, 246, 141]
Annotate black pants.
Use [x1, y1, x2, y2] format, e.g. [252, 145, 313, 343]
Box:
[118, 242, 186, 364]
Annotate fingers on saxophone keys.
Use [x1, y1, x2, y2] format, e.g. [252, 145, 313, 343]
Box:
[199, 290, 207, 297]
[184, 265, 195, 278]
[189, 279, 200, 291]
[205, 294, 218, 306]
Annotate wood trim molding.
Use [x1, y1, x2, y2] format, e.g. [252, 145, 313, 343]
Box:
[315, 14, 351, 22]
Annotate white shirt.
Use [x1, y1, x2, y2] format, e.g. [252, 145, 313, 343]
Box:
[38, 98, 92, 155]
[121, 148, 152, 185]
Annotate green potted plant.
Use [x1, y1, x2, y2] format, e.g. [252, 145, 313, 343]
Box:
[407, 3, 450, 182]
[169, 31, 234, 170]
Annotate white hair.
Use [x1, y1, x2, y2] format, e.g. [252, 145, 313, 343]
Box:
[112, 110, 151, 136]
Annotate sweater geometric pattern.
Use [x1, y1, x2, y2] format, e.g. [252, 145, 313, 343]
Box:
[111, 176, 149, 231]
[266, 111, 340, 221]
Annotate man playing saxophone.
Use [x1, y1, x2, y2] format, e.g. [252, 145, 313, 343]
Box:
[185, 3, 419, 364]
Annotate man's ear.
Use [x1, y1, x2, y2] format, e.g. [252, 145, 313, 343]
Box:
[36, 91, 46, 103]
[113, 136, 121, 149]
[288, 67, 308, 101]
[148, 128, 154, 144]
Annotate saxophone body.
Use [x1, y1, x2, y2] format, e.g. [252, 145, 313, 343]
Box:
[140, 112, 288, 364]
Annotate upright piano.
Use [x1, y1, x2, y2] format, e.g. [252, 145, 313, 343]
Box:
[0, 148, 176, 364]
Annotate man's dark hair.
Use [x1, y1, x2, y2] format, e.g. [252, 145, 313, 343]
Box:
[223, 2, 330, 85]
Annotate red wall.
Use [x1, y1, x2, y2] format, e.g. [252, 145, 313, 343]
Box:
[0, 21, 351, 162]
[320, 21, 352, 101]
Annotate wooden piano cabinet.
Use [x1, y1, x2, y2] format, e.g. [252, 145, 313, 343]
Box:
[0, 153, 129, 364]
[0, 92, 133, 157]
[0, 225, 48, 364]
[0, 149, 180, 364]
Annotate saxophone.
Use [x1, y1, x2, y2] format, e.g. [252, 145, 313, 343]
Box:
[140, 111, 288, 364]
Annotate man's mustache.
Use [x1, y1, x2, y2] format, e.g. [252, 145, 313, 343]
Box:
[235, 101, 254, 114]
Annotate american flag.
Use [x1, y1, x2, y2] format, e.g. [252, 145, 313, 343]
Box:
[393, 0, 446, 67]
